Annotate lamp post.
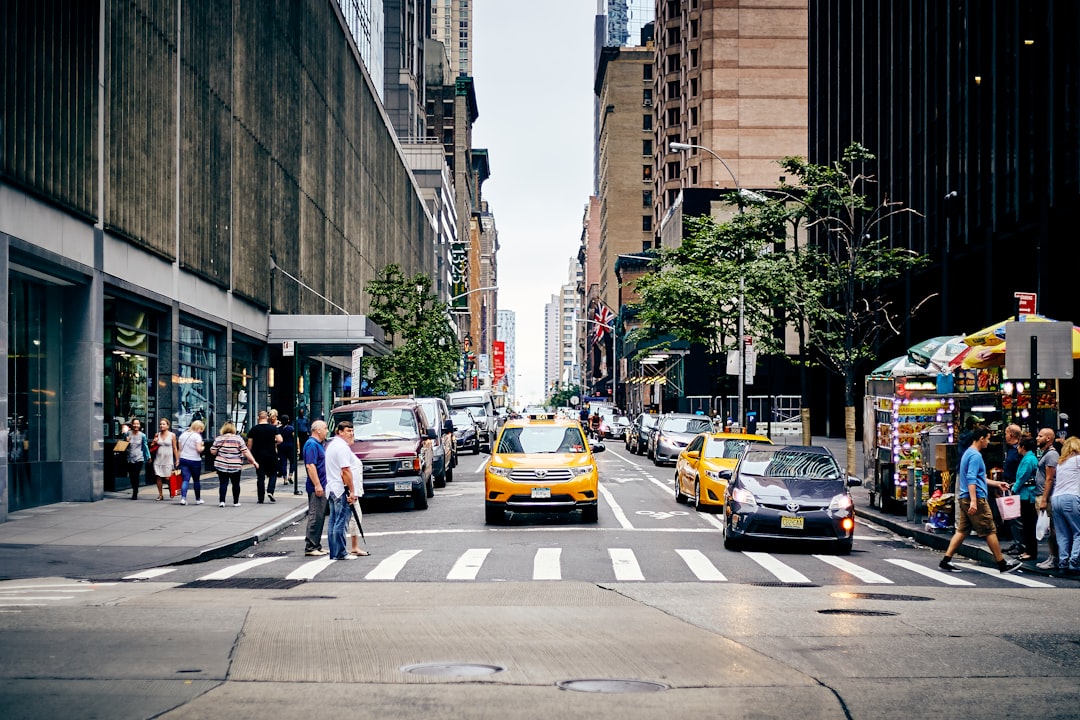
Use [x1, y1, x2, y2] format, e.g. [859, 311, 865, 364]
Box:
[669, 141, 747, 429]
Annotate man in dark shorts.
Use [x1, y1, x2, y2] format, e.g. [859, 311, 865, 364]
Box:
[939, 426, 1023, 574]
[247, 410, 282, 503]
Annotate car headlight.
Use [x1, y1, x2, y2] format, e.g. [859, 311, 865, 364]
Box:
[829, 493, 853, 511]
[657, 434, 670, 445]
[398, 456, 421, 472]
[568, 465, 594, 477]
[487, 465, 512, 477]
[704, 469, 723, 481]
[730, 486, 758, 508]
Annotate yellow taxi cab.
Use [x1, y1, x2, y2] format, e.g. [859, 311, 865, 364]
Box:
[674, 432, 772, 511]
[484, 412, 603, 524]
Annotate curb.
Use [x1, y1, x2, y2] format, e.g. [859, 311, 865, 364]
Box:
[172, 506, 309, 565]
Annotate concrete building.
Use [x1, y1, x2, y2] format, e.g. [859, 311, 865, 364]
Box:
[340, 0, 386, 100]
[431, 0, 472, 77]
[383, 0, 430, 139]
[544, 295, 561, 395]
[0, 0, 438, 519]
[560, 261, 584, 390]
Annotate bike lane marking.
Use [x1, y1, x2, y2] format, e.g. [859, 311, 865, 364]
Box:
[598, 484, 634, 529]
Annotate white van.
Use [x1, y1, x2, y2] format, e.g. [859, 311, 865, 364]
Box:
[446, 390, 497, 448]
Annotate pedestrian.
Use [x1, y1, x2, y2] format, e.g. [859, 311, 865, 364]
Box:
[999, 424, 1024, 554]
[324, 421, 358, 561]
[278, 414, 296, 485]
[939, 426, 1023, 574]
[296, 408, 311, 452]
[151, 418, 180, 501]
[1011, 437, 1039, 561]
[122, 418, 151, 500]
[303, 420, 330, 556]
[176, 420, 206, 505]
[211, 421, 259, 507]
[346, 454, 369, 556]
[246, 410, 282, 503]
[1049, 436, 1080, 575]
[1035, 427, 1061, 571]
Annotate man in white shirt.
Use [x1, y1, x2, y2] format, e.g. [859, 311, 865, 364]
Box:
[324, 421, 358, 561]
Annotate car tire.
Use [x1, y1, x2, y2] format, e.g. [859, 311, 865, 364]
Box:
[485, 504, 505, 524]
[694, 479, 705, 511]
[434, 471, 446, 489]
[835, 539, 853, 555]
[723, 527, 742, 551]
[413, 483, 429, 510]
[674, 473, 688, 504]
[581, 504, 598, 523]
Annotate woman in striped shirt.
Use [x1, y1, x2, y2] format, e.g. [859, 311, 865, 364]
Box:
[210, 421, 259, 507]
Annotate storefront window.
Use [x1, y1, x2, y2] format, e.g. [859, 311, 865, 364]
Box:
[230, 358, 254, 434]
[8, 273, 63, 510]
[176, 324, 217, 432]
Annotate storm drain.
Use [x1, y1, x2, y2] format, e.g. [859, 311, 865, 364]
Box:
[177, 578, 305, 590]
[818, 608, 898, 617]
[557, 679, 669, 693]
[247, 551, 291, 558]
[829, 592, 932, 602]
[747, 581, 820, 588]
[400, 663, 505, 677]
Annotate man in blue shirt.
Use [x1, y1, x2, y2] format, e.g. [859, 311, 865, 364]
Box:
[302, 420, 330, 556]
[939, 426, 1022, 574]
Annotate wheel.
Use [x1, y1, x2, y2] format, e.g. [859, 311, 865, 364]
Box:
[485, 504, 505, 524]
[581, 504, 598, 523]
[723, 525, 742, 551]
[434, 471, 446, 489]
[413, 482, 429, 510]
[674, 472, 688, 504]
[694, 479, 705, 511]
[471, 442, 479, 455]
[835, 539, 853, 555]
[653, 454, 662, 466]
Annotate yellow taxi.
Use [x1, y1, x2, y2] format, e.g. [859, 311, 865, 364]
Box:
[674, 432, 772, 511]
[484, 412, 603, 524]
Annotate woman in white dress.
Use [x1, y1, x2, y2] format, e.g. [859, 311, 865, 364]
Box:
[151, 418, 180, 501]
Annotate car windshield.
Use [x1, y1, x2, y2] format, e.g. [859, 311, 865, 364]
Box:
[417, 401, 437, 427]
[343, 408, 419, 440]
[705, 438, 756, 459]
[739, 449, 842, 479]
[662, 418, 712, 434]
[450, 410, 474, 425]
[641, 415, 657, 428]
[497, 426, 587, 454]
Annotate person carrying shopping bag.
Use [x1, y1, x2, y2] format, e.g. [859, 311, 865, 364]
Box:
[176, 420, 206, 505]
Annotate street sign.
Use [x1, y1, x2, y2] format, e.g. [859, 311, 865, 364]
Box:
[744, 345, 757, 385]
[1014, 292, 1037, 316]
[351, 347, 363, 385]
[282, 340, 295, 357]
[1005, 321, 1073, 378]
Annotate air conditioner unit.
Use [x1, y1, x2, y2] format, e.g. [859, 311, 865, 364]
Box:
[642, 99, 653, 107]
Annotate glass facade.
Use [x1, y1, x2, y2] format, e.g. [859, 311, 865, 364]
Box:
[176, 324, 217, 433]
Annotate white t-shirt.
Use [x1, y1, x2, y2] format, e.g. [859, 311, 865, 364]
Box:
[324, 436, 355, 497]
[177, 431, 203, 461]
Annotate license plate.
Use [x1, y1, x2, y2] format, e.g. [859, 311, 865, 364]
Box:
[780, 515, 804, 530]
[531, 487, 551, 499]
[394, 481, 413, 492]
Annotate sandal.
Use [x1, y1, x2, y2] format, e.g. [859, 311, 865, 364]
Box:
[155, 496, 164, 501]
[1017, 554, 1035, 561]
[350, 549, 370, 556]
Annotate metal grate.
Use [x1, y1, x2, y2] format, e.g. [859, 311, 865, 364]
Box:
[177, 578, 305, 590]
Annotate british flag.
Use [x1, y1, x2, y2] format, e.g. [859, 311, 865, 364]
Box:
[592, 303, 615, 344]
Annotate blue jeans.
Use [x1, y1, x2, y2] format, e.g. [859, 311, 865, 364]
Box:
[1051, 494, 1080, 570]
[178, 458, 202, 500]
[327, 492, 349, 559]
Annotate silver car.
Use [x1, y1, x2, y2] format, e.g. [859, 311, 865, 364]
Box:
[650, 413, 714, 466]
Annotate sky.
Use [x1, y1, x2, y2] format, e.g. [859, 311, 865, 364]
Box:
[471, 1, 599, 405]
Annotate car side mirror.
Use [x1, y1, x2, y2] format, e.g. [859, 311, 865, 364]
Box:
[685, 450, 699, 460]
[847, 475, 862, 487]
[426, 428, 438, 440]
[719, 469, 732, 480]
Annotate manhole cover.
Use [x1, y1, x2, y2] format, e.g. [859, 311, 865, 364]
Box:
[829, 592, 932, 602]
[400, 663, 504, 677]
[271, 595, 338, 601]
[557, 679, 669, 694]
[818, 608, 898, 617]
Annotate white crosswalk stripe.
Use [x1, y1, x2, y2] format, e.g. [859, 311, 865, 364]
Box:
[676, 549, 727, 581]
[365, 549, 422, 580]
[197, 557, 281, 581]
[533, 548, 562, 580]
[813, 555, 893, 584]
[123, 568, 177, 580]
[447, 548, 491, 580]
[744, 551, 812, 584]
[884, 559, 976, 586]
[962, 564, 1054, 588]
[609, 548, 645, 581]
[286, 557, 335, 580]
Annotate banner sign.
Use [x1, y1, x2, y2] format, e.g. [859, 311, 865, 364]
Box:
[492, 341, 505, 383]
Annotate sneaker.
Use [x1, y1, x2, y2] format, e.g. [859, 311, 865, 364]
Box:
[195, 499, 204, 505]
[179, 499, 187, 506]
[267, 494, 275, 503]
[939, 560, 962, 573]
[233, 502, 241, 507]
[219, 502, 226, 507]
[340, 554, 357, 561]
[1000, 559, 1023, 574]
[1037, 557, 1058, 570]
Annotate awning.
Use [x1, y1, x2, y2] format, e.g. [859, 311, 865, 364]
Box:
[266, 315, 391, 357]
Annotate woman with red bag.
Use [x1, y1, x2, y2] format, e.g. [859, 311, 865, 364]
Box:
[151, 418, 180, 501]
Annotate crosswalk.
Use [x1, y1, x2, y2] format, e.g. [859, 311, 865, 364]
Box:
[119, 549, 1058, 589]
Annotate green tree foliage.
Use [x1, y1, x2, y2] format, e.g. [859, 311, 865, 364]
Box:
[547, 384, 583, 409]
[366, 265, 460, 397]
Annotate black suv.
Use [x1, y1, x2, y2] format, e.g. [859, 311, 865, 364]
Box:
[625, 413, 658, 455]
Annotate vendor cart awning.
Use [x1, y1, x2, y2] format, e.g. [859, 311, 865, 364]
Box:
[869, 356, 937, 378]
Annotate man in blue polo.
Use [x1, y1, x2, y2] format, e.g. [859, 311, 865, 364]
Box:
[939, 425, 1022, 574]
[302, 420, 329, 557]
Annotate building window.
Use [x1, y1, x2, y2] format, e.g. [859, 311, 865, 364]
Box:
[643, 165, 653, 181]
[690, 106, 698, 125]
[667, 54, 680, 73]
[666, 107, 680, 125]
[643, 88, 652, 105]
[690, 49, 699, 68]
[642, 114, 652, 131]
[691, 19, 699, 38]
[690, 166, 698, 185]
[666, 160, 681, 180]
[643, 189, 653, 206]
[690, 78, 698, 96]
[667, 189, 679, 205]
[642, 216, 653, 231]
[667, 80, 680, 100]
[642, 139, 652, 156]
[643, 63, 653, 81]
[176, 324, 218, 433]
[666, 27, 680, 45]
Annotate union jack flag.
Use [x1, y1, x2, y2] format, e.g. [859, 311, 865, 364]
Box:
[592, 303, 615, 344]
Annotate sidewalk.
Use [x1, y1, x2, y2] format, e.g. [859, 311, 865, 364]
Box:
[0, 439, 1067, 581]
[0, 468, 308, 581]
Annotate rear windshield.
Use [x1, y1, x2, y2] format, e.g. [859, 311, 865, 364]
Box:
[497, 426, 587, 454]
[337, 408, 419, 440]
[661, 417, 712, 434]
[739, 450, 841, 479]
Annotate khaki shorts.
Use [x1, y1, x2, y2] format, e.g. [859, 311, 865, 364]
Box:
[956, 496, 997, 537]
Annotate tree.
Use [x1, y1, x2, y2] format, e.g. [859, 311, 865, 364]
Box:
[365, 265, 460, 397]
[775, 144, 932, 474]
[548, 384, 583, 410]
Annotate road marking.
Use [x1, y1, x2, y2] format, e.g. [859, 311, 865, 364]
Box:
[365, 549, 422, 580]
[447, 548, 491, 580]
[474, 460, 487, 473]
[599, 484, 634, 529]
[123, 568, 177, 580]
[675, 549, 727, 581]
[0, 583, 117, 590]
[813, 555, 893, 584]
[533, 547, 562, 580]
[744, 552, 813, 584]
[636, 510, 689, 520]
[285, 557, 335, 580]
[962, 564, 1054, 588]
[609, 548, 644, 581]
[197, 557, 281, 580]
[884, 559, 976, 586]
[604, 452, 642, 469]
[0, 596, 77, 601]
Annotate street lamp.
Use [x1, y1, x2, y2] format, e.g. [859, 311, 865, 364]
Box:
[669, 141, 748, 429]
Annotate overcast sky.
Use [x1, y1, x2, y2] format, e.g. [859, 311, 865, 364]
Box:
[472, 1, 598, 404]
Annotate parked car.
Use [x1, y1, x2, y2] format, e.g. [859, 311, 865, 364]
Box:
[415, 396, 456, 487]
[329, 398, 436, 510]
[599, 410, 629, 440]
[722, 444, 861, 554]
[648, 413, 713, 465]
[450, 408, 482, 455]
[675, 432, 772, 511]
[626, 413, 658, 454]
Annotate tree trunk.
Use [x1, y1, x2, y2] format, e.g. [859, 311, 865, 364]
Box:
[844, 405, 857, 476]
[801, 407, 812, 446]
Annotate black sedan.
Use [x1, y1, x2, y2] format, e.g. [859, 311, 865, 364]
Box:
[722, 444, 861, 554]
[450, 409, 481, 455]
[625, 413, 658, 454]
